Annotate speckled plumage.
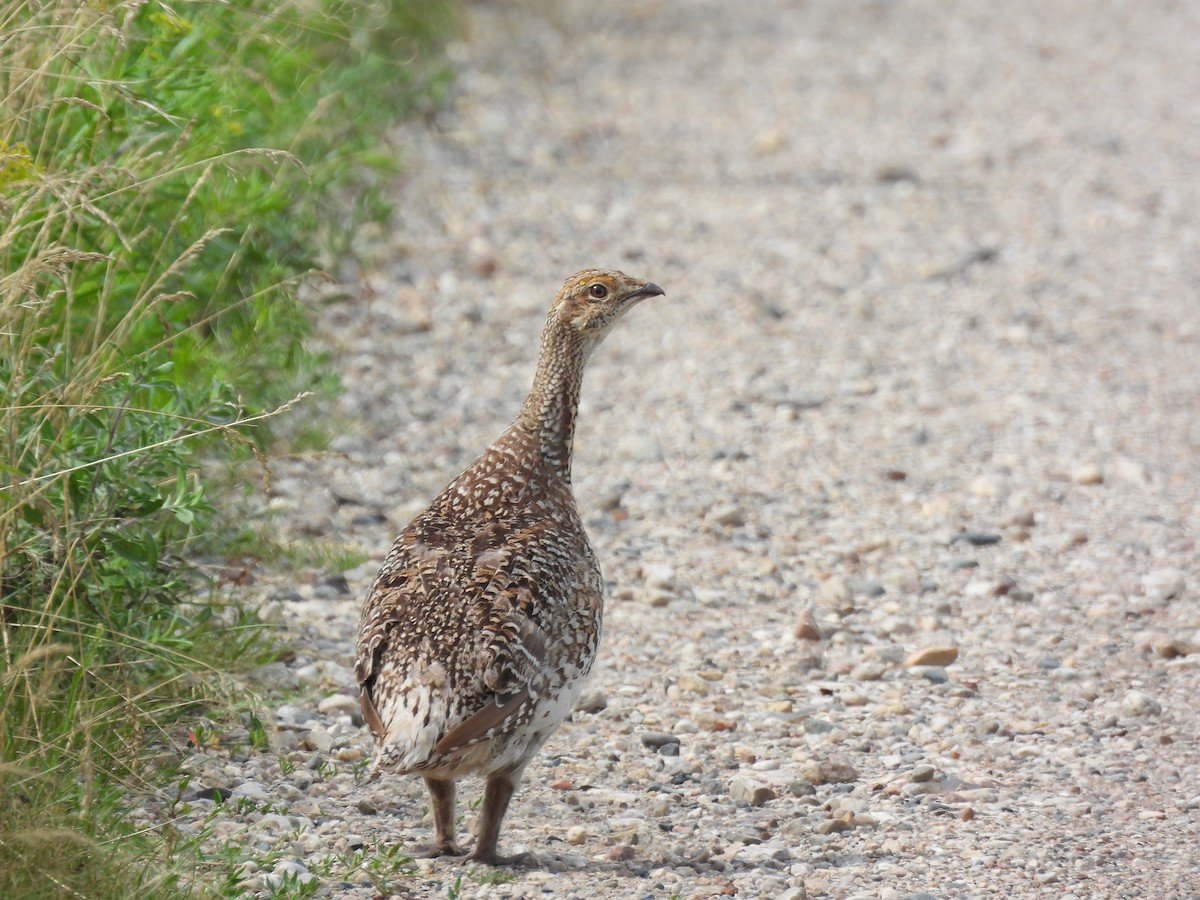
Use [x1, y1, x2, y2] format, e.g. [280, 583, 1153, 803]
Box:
[354, 269, 664, 865]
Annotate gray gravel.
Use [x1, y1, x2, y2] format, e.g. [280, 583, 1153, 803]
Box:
[144, 1, 1200, 896]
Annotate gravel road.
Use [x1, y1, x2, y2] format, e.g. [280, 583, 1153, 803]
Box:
[157, 1, 1200, 896]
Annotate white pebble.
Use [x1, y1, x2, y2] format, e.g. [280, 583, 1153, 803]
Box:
[1121, 689, 1163, 717]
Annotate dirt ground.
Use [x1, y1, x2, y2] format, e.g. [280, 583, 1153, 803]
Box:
[207, 2, 1200, 896]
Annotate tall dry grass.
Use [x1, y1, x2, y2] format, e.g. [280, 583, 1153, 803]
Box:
[1, 0, 453, 893]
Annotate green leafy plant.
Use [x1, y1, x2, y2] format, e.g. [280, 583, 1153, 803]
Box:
[0, 0, 455, 894]
[474, 867, 519, 886]
[247, 712, 270, 753]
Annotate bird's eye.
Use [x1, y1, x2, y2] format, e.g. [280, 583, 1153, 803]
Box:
[587, 282, 609, 300]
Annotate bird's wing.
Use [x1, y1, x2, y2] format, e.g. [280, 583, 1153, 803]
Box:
[354, 512, 575, 758]
[354, 512, 462, 745]
[433, 688, 532, 755]
[353, 514, 452, 691]
[431, 609, 550, 754]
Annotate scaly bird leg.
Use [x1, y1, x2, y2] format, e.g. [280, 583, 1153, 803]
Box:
[419, 777, 466, 857]
[469, 768, 532, 866]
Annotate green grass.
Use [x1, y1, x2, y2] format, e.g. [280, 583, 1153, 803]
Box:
[0, 0, 454, 894]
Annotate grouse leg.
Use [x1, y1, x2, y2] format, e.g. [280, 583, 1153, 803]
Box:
[469, 767, 531, 866]
[420, 777, 466, 857]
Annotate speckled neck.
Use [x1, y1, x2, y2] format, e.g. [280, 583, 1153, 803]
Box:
[515, 315, 598, 482]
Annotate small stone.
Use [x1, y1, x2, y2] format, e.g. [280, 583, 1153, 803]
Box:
[595, 483, 628, 512]
[676, 673, 711, 695]
[918, 666, 949, 684]
[878, 611, 910, 634]
[969, 475, 1003, 496]
[276, 704, 313, 725]
[949, 532, 1001, 546]
[1113, 457, 1152, 486]
[788, 780, 817, 797]
[1063, 530, 1089, 547]
[960, 807, 975, 821]
[606, 844, 635, 861]
[733, 745, 757, 763]
[618, 432, 662, 462]
[814, 811, 855, 834]
[1121, 689, 1162, 717]
[230, 781, 270, 801]
[1072, 463, 1104, 485]
[870, 644, 907, 664]
[989, 576, 1017, 596]
[751, 129, 788, 155]
[289, 797, 320, 818]
[1154, 638, 1194, 659]
[709, 503, 746, 527]
[905, 646, 959, 667]
[765, 699, 794, 713]
[964, 579, 994, 597]
[271, 859, 313, 885]
[818, 575, 854, 612]
[645, 587, 675, 607]
[794, 608, 823, 641]
[469, 255, 498, 278]
[849, 579, 886, 598]
[305, 726, 334, 754]
[729, 776, 777, 806]
[639, 731, 681, 749]
[1002, 509, 1037, 528]
[801, 759, 859, 785]
[577, 690, 608, 713]
[414, 858, 435, 876]
[317, 693, 359, 716]
[642, 563, 675, 590]
[1142, 569, 1185, 603]
[909, 765, 936, 783]
[850, 661, 887, 681]
[356, 799, 378, 815]
[566, 826, 587, 845]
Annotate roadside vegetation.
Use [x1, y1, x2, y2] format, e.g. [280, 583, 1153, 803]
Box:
[0, 0, 453, 894]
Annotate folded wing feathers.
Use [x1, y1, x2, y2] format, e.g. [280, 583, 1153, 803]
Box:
[355, 502, 577, 768]
[433, 687, 533, 755]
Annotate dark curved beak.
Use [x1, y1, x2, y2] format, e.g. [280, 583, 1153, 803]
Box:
[629, 282, 664, 302]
